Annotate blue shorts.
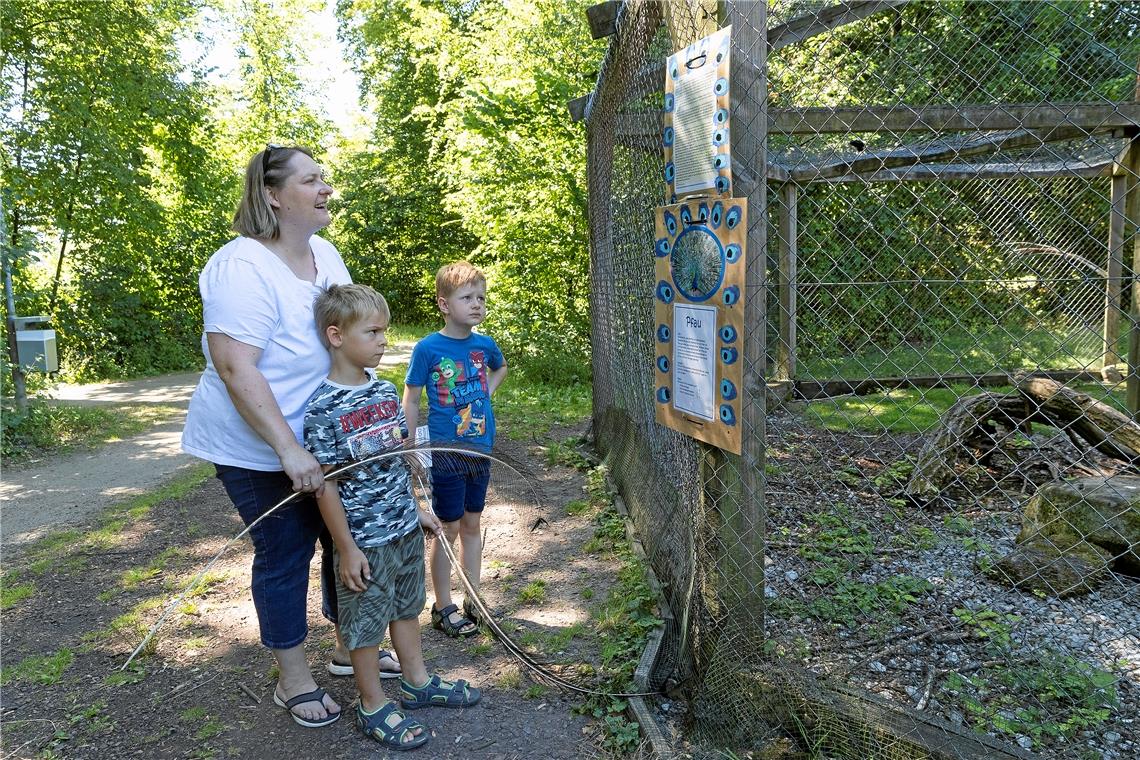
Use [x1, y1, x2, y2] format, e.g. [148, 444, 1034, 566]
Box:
[431, 455, 491, 523]
[215, 465, 337, 649]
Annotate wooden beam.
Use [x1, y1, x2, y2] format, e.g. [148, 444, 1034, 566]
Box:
[770, 102, 1140, 134]
[586, 0, 620, 39]
[776, 183, 798, 382]
[612, 104, 1139, 141]
[819, 158, 1113, 183]
[768, 1, 909, 51]
[789, 125, 1094, 181]
[568, 94, 590, 122]
[794, 369, 1103, 400]
[1103, 171, 1128, 371]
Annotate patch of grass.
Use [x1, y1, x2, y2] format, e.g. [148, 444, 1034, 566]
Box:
[105, 663, 147, 686]
[0, 648, 74, 685]
[523, 684, 547, 700]
[544, 437, 591, 470]
[495, 375, 591, 440]
[495, 664, 522, 690]
[805, 380, 1125, 435]
[565, 498, 591, 516]
[181, 706, 207, 721]
[1, 571, 36, 609]
[2, 401, 183, 465]
[467, 638, 494, 656]
[944, 651, 1117, 748]
[517, 579, 547, 604]
[580, 586, 594, 600]
[545, 623, 585, 651]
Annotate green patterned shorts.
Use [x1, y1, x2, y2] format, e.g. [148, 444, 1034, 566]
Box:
[336, 528, 426, 651]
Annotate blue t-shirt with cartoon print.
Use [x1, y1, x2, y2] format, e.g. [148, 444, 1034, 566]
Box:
[406, 331, 504, 451]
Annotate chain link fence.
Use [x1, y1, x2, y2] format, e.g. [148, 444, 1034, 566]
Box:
[585, 1, 1139, 757]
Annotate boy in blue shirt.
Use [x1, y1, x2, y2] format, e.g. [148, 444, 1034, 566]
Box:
[403, 261, 508, 638]
[304, 284, 481, 751]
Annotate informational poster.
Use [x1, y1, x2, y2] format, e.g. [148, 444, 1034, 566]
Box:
[663, 25, 732, 203]
[653, 197, 747, 454]
[672, 303, 718, 420]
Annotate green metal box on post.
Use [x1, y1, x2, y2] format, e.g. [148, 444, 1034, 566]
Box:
[14, 315, 58, 373]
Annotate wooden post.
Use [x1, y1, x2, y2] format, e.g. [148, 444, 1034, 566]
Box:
[777, 182, 798, 381]
[1103, 171, 1127, 377]
[1124, 138, 1140, 415]
[725, 0, 767, 639]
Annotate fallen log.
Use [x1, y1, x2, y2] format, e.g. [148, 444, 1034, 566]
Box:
[1014, 374, 1140, 463]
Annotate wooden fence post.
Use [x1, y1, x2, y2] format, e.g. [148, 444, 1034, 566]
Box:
[777, 182, 798, 382]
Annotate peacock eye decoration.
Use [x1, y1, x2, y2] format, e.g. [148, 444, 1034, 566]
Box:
[657, 324, 671, 342]
[714, 77, 728, 96]
[697, 202, 709, 223]
[719, 404, 737, 425]
[715, 175, 730, 193]
[725, 243, 742, 264]
[670, 62, 680, 81]
[664, 92, 675, 112]
[720, 346, 738, 364]
[664, 163, 675, 183]
[713, 154, 728, 170]
[664, 210, 678, 237]
[714, 108, 728, 125]
[710, 201, 723, 228]
[720, 379, 737, 400]
[712, 128, 727, 146]
[656, 238, 671, 257]
[656, 280, 675, 303]
[722, 285, 740, 306]
[680, 205, 692, 225]
[656, 386, 671, 403]
[725, 205, 742, 229]
[663, 126, 674, 146]
[719, 324, 737, 343]
[657, 356, 669, 373]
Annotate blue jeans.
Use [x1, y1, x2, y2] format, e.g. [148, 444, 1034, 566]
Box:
[215, 465, 337, 649]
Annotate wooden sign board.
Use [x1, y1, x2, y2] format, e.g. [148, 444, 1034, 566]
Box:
[653, 197, 747, 454]
[663, 25, 732, 203]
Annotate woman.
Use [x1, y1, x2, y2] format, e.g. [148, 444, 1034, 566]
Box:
[182, 146, 398, 728]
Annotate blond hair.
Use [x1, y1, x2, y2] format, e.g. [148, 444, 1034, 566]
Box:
[435, 260, 486, 299]
[232, 145, 315, 240]
[314, 284, 391, 348]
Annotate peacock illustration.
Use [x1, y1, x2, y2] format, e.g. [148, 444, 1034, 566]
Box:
[670, 226, 724, 301]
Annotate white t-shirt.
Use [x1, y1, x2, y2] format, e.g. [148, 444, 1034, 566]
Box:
[181, 235, 352, 471]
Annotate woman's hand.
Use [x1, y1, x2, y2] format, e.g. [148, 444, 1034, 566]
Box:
[418, 507, 443, 538]
[280, 444, 325, 496]
[339, 544, 371, 593]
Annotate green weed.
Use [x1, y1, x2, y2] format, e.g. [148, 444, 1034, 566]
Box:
[1, 649, 74, 685]
[2, 402, 183, 464]
[517, 579, 547, 604]
[1, 571, 35, 609]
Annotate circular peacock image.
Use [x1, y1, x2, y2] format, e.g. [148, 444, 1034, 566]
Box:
[669, 225, 725, 302]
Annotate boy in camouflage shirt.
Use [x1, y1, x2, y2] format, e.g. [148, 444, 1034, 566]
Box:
[303, 284, 481, 752]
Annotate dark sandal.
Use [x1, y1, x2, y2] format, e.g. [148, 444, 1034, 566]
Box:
[356, 701, 428, 751]
[462, 598, 483, 626]
[400, 674, 482, 710]
[430, 603, 477, 638]
[272, 686, 341, 728]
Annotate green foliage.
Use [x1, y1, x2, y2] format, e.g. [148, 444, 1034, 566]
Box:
[1, 399, 182, 464]
[1, 571, 35, 610]
[517, 579, 547, 604]
[335, 0, 603, 383]
[0, 649, 74, 685]
[944, 652, 1118, 748]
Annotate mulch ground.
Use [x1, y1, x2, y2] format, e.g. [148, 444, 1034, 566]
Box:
[1, 429, 627, 759]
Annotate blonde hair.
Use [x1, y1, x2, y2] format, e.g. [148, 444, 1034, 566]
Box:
[435, 260, 486, 298]
[232, 145, 315, 240]
[314, 284, 391, 348]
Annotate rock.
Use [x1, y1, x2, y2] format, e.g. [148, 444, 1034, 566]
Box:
[869, 661, 886, 673]
[1019, 476, 1140, 574]
[988, 534, 1111, 597]
[1016, 735, 1033, 750]
[784, 570, 799, 582]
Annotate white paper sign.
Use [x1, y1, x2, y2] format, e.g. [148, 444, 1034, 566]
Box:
[672, 60, 719, 195]
[672, 303, 718, 421]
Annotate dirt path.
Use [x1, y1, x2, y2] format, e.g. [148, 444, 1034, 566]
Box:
[2, 359, 621, 759]
[1, 348, 412, 549]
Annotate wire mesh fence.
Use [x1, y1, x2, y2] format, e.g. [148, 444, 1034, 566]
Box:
[585, 1, 1139, 758]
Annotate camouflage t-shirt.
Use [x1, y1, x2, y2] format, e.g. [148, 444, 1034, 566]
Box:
[303, 376, 418, 548]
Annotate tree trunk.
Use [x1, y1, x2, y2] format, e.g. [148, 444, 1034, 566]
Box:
[1015, 374, 1140, 462]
